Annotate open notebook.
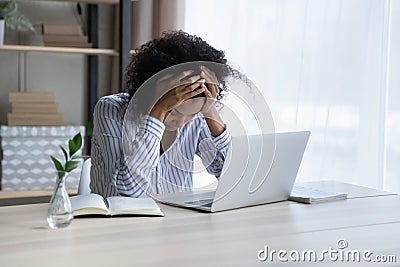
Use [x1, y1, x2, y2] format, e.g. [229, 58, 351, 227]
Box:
[70, 193, 164, 217]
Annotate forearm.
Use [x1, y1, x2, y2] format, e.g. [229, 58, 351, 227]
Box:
[203, 107, 225, 137]
[149, 105, 167, 123]
[196, 127, 231, 177]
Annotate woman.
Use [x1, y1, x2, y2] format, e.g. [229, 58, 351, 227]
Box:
[90, 31, 236, 198]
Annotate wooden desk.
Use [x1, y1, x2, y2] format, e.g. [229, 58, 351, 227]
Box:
[0, 183, 399, 266]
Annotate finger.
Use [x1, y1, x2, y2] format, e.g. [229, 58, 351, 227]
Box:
[173, 76, 204, 93]
[157, 73, 175, 84]
[199, 83, 211, 97]
[200, 71, 216, 85]
[200, 70, 219, 96]
[201, 80, 218, 98]
[162, 82, 202, 105]
[202, 84, 212, 97]
[171, 70, 195, 84]
[182, 86, 206, 100]
[180, 74, 203, 85]
[203, 86, 217, 104]
[181, 80, 205, 95]
[202, 66, 218, 80]
[172, 75, 203, 93]
[201, 66, 218, 84]
[205, 82, 219, 97]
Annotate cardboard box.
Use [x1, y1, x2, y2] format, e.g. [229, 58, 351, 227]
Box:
[1, 126, 85, 191]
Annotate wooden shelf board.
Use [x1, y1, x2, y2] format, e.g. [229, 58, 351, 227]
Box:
[0, 189, 78, 206]
[54, 0, 120, 3]
[0, 45, 119, 56]
[0, 189, 78, 199]
[17, 0, 138, 4]
[18, 0, 121, 4]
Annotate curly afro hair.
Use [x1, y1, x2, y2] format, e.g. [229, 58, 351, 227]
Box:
[123, 30, 236, 103]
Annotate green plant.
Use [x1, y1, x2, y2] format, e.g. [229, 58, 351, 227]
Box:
[50, 133, 88, 179]
[0, 0, 34, 32]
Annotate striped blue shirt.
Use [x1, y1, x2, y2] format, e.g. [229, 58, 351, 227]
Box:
[90, 93, 231, 198]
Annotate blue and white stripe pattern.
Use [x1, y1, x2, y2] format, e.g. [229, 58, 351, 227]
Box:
[90, 93, 231, 198]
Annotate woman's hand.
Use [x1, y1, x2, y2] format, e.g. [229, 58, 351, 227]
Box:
[200, 66, 219, 117]
[150, 70, 206, 122]
[199, 66, 226, 137]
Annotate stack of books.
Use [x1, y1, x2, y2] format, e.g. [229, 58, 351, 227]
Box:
[42, 24, 92, 48]
[7, 92, 64, 126]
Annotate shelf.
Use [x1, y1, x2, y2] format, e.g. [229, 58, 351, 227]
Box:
[0, 189, 78, 206]
[53, 0, 120, 3]
[0, 189, 78, 199]
[16, 0, 121, 4]
[0, 45, 119, 56]
[15, 0, 138, 4]
[0, 0, 132, 135]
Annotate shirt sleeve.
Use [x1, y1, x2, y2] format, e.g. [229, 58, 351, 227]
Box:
[92, 98, 164, 197]
[195, 121, 231, 178]
[118, 115, 165, 197]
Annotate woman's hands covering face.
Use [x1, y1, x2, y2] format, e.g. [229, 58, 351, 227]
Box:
[151, 70, 206, 122]
[150, 66, 220, 122]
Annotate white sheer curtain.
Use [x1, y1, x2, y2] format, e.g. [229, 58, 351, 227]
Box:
[185, 0, 400, 192]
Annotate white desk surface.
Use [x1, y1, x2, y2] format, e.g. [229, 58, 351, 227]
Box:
[0, 181, 399, 267]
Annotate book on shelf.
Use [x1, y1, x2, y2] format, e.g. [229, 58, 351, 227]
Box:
[42, 24, 83, 36]
[7, 91, 64, 126]
[8, 92, 55, 103]
[70, 193, 165, 217]
[43, 34, 88, 43]
[11, 103, 59, 114]
[42, 24, 93, 48]
[289, 185, 348, 204]
[7, 113, 64, 126]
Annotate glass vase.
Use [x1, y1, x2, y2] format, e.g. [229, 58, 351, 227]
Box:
[0, 19, 4, 46]
[47, 171, 73, 229]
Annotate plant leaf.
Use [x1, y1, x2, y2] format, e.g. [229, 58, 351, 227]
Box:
[60, 145, 68, 162]
[68, 139, 78, 157]
[65, 160, 79, 173]
[72, 133, 82, 152]
[0, 2, 17, 18]
[1, 1, 34, 32]
[50, 156, 64, 171]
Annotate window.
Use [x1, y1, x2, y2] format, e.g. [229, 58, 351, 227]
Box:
[185, 0, 400, 192]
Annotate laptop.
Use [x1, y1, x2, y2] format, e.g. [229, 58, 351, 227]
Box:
[157, 131, 310, 212]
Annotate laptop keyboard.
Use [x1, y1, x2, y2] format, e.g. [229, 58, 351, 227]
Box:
[184, 199, 214, 207]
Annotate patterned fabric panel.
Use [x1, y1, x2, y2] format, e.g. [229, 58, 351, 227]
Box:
[0, 126, 84, 137]
[1, 126, 85, 191]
